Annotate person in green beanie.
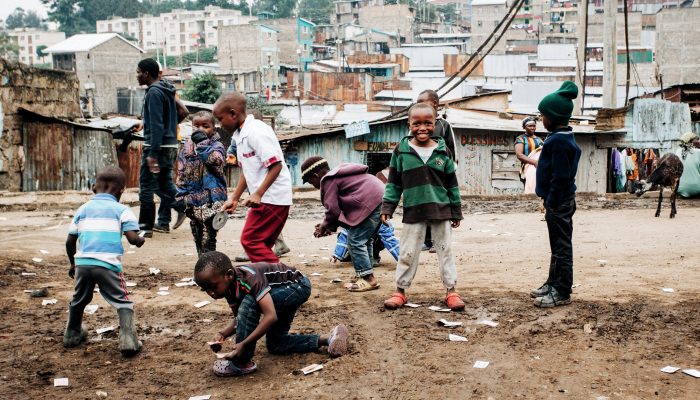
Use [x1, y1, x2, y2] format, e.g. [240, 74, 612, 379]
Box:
[531, 81, 582, 308]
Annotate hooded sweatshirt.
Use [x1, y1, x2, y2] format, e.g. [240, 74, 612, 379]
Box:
[319, 163, 385, 231]
[143, 79, 178, 157]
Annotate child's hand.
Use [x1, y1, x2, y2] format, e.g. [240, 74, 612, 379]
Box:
[212, 332, 225, 344]
[451, 219, 460, 228]
[222, 345, 240, 360]
[222, 198, 239, 214]
[243, 193, 262, 208]
[68, 265, 75, 279]
[380, 214, 391, 225]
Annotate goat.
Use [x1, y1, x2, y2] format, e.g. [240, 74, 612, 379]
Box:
[634, 153, 684, 218]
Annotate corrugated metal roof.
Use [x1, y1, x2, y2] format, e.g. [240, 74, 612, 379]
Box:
[390, 46, 459, 69]
[277, 105, 390, 128]
[45, 33, 144, 54]
[446, 108, 600, 134]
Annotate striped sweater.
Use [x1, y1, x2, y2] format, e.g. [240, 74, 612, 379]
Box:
[381, 136, 462, 223]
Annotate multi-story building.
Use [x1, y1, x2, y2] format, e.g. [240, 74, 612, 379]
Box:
[7, 29, 66, 65]
[217, 24, 280, 91]
[96, 6, 256, 57]
[262, 18, 316, 71]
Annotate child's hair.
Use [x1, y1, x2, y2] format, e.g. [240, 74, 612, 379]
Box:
[191, 110, 217, 125]
[408, 102, 437, 118]
[418, 89, 439, 104]
[194, 251, 233, 275]
[95, 166, 126, 190]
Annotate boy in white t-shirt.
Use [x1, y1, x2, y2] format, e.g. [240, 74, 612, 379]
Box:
[213, 93, 292, 263]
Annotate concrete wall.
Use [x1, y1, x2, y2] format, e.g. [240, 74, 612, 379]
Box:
[0, 59, 81, 191]
[588, 12, 643, 47]
[218, 24, 279, 86]
[656, 7, 700, 86]
[358, 4, 414, 43]
[470, 3, 510, 54]
[73, 37, 144, 115]
[263, 18, 298, 66]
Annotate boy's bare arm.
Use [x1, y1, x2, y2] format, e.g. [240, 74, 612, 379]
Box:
[124, 230, 146, 247]
[244, 161, 282, 208]
[66, 235, 78, 278]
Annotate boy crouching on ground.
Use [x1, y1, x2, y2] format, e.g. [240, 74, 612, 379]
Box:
[194, 251, 349, 377]
[64, 166, 145, 356]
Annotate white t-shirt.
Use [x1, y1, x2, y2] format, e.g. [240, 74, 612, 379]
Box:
[233, 114, 292, 206]
[409, 141, 437, 164]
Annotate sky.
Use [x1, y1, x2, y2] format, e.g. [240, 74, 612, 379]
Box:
[0, 0, 48, 21]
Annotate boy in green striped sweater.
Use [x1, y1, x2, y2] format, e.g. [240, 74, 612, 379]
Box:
[381, 103, 465, 311]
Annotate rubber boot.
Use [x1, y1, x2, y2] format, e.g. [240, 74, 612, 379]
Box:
[118, 308, 142, 357]
[138, 202, 156, 235]
[274, 236, 291, 257]
[63, 306, 88, 348]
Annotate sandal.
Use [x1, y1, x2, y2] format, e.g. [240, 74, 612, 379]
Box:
[213, 359, 257, 377]
[445, 292, 466, 311]
[347, 279, 380, 292]
[384, 292, 407, 309]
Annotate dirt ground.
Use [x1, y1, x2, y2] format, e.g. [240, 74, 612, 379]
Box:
[1, 195, 699, 399]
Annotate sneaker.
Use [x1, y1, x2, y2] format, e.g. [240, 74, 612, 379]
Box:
[138, 230, 153, 238]
[421, 244, 430, 251]
[534, 287, 571, 308]
[327, 324, 349, 357]
[530, 283, 551, 298]
[153, 224, 170, 233]
[172, 211, 187, 230]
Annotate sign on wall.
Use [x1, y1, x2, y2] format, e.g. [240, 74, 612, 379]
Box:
[344, 120, 370, 138]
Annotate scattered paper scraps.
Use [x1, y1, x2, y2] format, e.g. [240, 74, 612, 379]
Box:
[96, 326, 115, 334]
[21, 272, 37, 276]
[194, 300, 210, 308]
[149, 267, 160, 275]
[42, 299, 58, 306]
[319, 246, 330, 250]
[310, 272, 323, 276]
[188, 395, 212, 400]
[682, 369, 700, 378]
[85, 304, 99, 314]
[125, 282, 137, 288]
[39, 250, 49, 254]
[175, 281, 197, 287]
[404, 303, 421, 308]
[448, 334, 468, 342]
[159, 286, 169, 291]
[438, 319, 463, 328]
[23, 290, 33, 293]
[138, 230, 147, 237]
[301, 363, 323, 375]
[127, 251, 135, 254]
[32, 258, 43, 263]
[479, 320, 499, 327]
[185, 253, 194, 256]
[662, 288, 675, 293]
[330, 278, 342, 283]
[181, 277, 194, 282]
[428, 306, 451, 313]
[54, 378, 69, 387]
[309, 254, 319, 258]
[597, 259, 608, 266]
[129, 245, 136, 249]
[572, 283, 581, 288]
[298, 253, 305, 258]
[157, 291, 169, 296]
[473, 361, 489, 369]
[660, 366, 680, 374]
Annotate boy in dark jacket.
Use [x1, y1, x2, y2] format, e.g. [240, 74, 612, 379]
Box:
[532, 81, 582, 308]
[302, 157, 385, 292]
[381, 103, 465, 311]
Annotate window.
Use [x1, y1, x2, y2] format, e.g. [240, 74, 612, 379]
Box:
[208, 20, 213, 26]
[303, 26, 308, 34]
[494, 20, 499, 27]
[170, 46, 176, 52]
[147, 31, 152, 36]
[189, 22, 195, 28]
[208, 32, 214, 38]
[491, 151, 521, 189]
[100, 24, 106, 31]
[303, 43, 308, 51]
[267, 32, 272, 39]
[146, 20, 151, 26]
[477, 21, 483, 27]
[228, 19, 233, 24]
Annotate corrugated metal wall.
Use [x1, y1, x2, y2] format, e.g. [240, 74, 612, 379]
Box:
[22, 121, 74, 191]
[116, 140, 143, 189]
[73, 129, 118, 191]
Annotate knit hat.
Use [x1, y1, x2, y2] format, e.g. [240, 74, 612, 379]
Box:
[679, 132, 698, 144]
[301, 156, 329, 183]
[537, 81, 579, 125]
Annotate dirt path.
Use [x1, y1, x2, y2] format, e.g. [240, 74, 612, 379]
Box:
[0, 201, 699, 399]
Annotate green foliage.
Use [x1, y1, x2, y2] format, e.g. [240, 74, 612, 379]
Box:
[183, 72, 221, 104]
[145, 0, 249, 16]
[181, 47, 217, 65]
[246, 96, 279, 118]
[0, 32, 19, 59]
[36, 45, 48, 58]
[299, 0, 333, 24]
[435, 3, 458, 23]
[6, 8, 45, 29]
[255, 0, 297, 18]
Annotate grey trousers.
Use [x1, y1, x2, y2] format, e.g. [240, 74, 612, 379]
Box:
[70, 266, 133, 310]
[395, 220, 457, 290]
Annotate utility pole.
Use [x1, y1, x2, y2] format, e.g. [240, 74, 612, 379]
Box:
[296, 48, 303, 134]
[602, 0, 617, 108]
[574, 0, 588, 115]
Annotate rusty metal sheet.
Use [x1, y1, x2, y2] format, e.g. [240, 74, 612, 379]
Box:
[73, 129, 118, 191]
[22, 121, 74, 191]
[116, 140, 142, 189]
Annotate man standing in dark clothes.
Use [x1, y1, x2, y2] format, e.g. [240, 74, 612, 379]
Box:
[531, 81, 581, 308]
[135, 58, 184, 237]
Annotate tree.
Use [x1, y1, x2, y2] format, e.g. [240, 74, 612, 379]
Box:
[36, 45, 48, 60]
[299, 0, 333, 24]
[41, 0, 146, 35]
[255, 0, 296, 18]
[6, 8, 44, 29]
[0, 32, 19, 60]
[182, 72, 221, 104]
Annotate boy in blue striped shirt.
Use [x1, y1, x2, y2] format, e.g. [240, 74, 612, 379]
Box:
[64, 166, 146, 356]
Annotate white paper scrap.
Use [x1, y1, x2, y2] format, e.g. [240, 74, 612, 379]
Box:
[320, 246, 330, 250]
[39, 250, 49, 254]
[54, 378, 69, 387]
[23, 290, 33, 293]
[572, 283, 581, 288]
[42, 299, 58, 306]
[149, 267, 160, 275]
[181, 277, 194, 282]
[428, 306, 451, 312]
[185, 253, 194, 256]
[660, 366, 680, 374]
[85, 304, 99, 314]
[125, 282, 137, 287]
[448, 334, 468, 342]
[138, 230, 146, 237]
[301, 363, 323, 375]
[330, 278, 342, 283]
[159, 286, 169, 291]
[662, 288, 675, 293]
[473, 360, 489, 369]
[404, 303, 421, 308]
[310, 272, 323, 276]
[479, 320, 499, 327]
[96, 326, 115, 334]
[21, 272, 37, 276]
[157, 291, 169, 296]
[309, 254, 319, 257]
[682, 369, 700, 378]
[297, 253, 305, 258]
[194, 300, 210, 308]
[32, 258, 42, 263]
[596, 259, 607, 264]
[215, 353, 228, 359]
[127, 251, 135, 254]
[439, 319, 463, 328]
[175, 281, 197, 287]
[188, 395, 212, 400]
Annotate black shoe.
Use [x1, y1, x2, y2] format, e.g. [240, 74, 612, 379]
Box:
[534, 287, 571, 308]
[153, 224, 170, 233]
[530, 283, 551, 298]
[172, 211, 187, 230]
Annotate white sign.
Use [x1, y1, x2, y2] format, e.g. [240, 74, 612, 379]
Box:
[344, 120, 370, 138]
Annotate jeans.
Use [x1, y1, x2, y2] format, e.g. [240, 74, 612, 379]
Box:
[347, 206, 381, 277]
[395, 220, 457, 290]
[544, 195, 576, 297]
[235, 276, 319, 364]
[138, 147, 178, 228]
